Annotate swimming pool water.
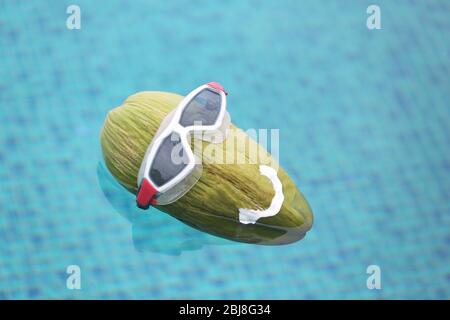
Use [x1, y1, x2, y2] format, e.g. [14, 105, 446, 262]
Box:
[0, 0, 449, 299]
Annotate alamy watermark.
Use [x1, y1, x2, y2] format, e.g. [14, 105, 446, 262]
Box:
[66, 265, 81, 290]
[367, 5, 381, 30]
[66, 5, 81, 30]
[366, 265, 381, 290]
[66, 5, 381, 31]
[167, 126, 280, 170]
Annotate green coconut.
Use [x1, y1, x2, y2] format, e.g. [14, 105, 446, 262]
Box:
[100, 91, 313, 245]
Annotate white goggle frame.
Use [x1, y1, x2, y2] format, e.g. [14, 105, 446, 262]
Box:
[136, 82, 229, 207]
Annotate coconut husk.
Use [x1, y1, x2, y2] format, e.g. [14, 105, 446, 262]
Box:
[100, 91, 313, 245]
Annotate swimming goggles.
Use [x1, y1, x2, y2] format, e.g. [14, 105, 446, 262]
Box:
[136, 82, 230, 209]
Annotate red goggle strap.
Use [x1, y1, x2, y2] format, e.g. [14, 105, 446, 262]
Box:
[136, 178, 158, 209]
[207, 82, 228, 95]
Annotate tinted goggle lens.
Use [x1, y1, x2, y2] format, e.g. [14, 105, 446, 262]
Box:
[179, 88, 222, 127]
[149, 132, 188, 187]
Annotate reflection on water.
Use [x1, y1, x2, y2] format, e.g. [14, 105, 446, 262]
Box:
[96, 162, 236, 255]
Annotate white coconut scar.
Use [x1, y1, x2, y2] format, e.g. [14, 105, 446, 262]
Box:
[239, 165, 285, 224]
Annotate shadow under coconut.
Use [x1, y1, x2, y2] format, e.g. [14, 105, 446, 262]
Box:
[96, 162, 238, 256]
